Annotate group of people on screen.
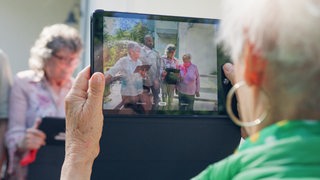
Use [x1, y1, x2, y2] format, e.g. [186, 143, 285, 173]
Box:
[104, 35, 200, 113]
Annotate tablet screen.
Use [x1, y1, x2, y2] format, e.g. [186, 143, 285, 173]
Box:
[91, 10, 228, 116]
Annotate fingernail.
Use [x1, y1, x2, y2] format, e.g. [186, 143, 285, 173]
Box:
[224, 63, 233, 73]
[95, 74, 102, 83]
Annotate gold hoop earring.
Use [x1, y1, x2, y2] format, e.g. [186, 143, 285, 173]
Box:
[226, 81, 268, 127]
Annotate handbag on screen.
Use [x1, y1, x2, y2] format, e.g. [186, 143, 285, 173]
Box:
[165, 68, 180, 84]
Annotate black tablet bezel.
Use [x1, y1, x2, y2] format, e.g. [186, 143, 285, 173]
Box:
[38, 117, 65, 146]
[90, 10, 233, 117]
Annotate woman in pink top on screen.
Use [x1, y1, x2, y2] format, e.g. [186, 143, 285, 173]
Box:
[5, 24, 82, 180]
[176, 53, 200, 111]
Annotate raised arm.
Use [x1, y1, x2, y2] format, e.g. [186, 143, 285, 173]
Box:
[60, 66, 105, 180]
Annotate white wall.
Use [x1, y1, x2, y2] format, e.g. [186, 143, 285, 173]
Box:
[89, 0, 221, 18]
[81, 0, 222, 67]
[178, 23, 217, 75]
[0, 0, 76, 74]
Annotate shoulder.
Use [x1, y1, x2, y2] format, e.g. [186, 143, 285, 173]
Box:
[152, 49, 160, 54]
[191, 153, 240, 180]
[141, 46, 151, 53]
[191, 64, 199, 73]
[116, 56, 129, 63]
[10, 70, 43, 93]
[140, 46, 147, 53]
[141, 46, 148, 51]
[15, 70, 42, 83]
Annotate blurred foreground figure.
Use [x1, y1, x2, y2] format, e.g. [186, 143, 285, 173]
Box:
[193, 0, 320, 179]
[5, 24, 82, 179]
[0, 49, 12, 178]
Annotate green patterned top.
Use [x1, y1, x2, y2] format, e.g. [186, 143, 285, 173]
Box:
[192, 120, 320, 180]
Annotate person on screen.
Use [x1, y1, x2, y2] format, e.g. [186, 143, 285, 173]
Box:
[105, 42, 147, 114]
[140, 35, 161, 111]
[0, 49, 13, 177]
[176, 54, 200, 111]
[60, 0, 320, 179]
[5, 24, 82, 179]
[160, 44, 180, 110]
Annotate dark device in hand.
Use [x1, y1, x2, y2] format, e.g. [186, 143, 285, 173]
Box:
[133, 64, 151, 73]
[164, 68, 180, 84]
[88, 10, 242, 180]
[90, 10, 237, 117]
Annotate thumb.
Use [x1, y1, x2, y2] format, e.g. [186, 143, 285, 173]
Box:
[87, 72, 105, 108]
[223, 63, 236, 85]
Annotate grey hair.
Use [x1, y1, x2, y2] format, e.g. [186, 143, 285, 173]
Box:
[127, 41, 141, 52]
[182, 53, 191, 60]
[144, 34, 153, 41]
[29, 24, 83, 72]
[219, 0, 320, 112]
[219, 0, 320, 66]
[164, 44, 176, 55]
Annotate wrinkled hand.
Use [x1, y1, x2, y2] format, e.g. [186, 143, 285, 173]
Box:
[64, 66, 105, 164]
[61, 67, 105, 180]
[19, 120, 46, 151]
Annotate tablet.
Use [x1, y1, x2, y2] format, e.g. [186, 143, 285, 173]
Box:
[38, 117, 65, 146]
[29, 116, 241, 180]
[133, 64, 151, 73]
[91, 10, 237, 117]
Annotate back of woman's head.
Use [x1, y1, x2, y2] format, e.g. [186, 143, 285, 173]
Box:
[219, 0, 320, 113]
[29, 24, 83, 72]
[219, 0, 320, 65]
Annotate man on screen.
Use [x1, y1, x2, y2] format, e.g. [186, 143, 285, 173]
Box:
[140, 35, 161, 111]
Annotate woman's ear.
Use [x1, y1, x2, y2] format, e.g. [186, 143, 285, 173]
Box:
[243, 42, 267, 87]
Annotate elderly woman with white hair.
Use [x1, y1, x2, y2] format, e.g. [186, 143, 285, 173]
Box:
[58, 0, 320, 179]
[192, 0, 320, 179]
[5, 24, 82, 179]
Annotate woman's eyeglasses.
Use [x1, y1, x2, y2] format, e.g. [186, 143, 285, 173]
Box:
[52, 53, 79, 66]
